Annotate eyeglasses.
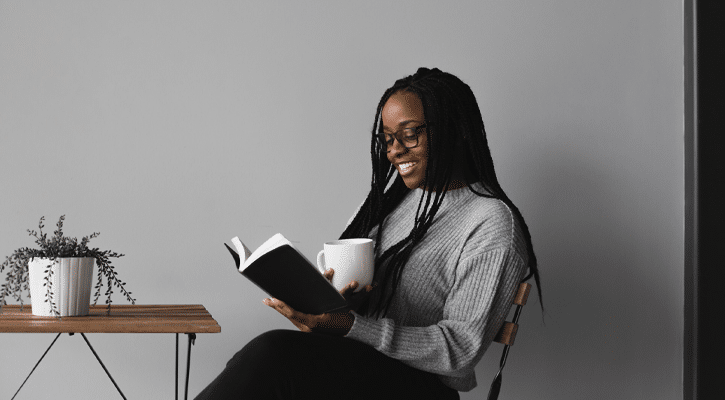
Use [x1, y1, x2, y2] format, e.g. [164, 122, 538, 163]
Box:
[376, 124, 427, 152]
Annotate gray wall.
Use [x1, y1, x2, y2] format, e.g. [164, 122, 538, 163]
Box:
[0, 1, 683, 399]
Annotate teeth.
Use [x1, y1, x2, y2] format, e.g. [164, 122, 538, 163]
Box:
[399, 162, 417, 171]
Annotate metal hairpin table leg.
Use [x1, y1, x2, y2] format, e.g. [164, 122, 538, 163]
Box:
[11, 333, 62, 400]
[12, 333, 126, 400]
[80, 333, 127, 399]
[185, 333, 196, 400]
[176, 333, 197, 400]
[176, 333, 179, 400]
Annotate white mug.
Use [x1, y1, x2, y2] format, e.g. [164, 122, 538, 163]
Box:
[316, 239, 374, 293]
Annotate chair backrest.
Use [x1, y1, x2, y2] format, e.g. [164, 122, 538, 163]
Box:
[487, 282, 532, 400]
[493, 282, 531, 346]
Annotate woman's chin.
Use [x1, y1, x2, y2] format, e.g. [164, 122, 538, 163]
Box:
[401, 176, 425, 190]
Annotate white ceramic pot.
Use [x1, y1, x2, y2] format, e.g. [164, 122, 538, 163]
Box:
[28, 257, 95, 317]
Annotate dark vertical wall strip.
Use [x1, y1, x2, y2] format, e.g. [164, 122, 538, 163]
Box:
[686, 1, 725, 398]
[683, 0, 695, 397]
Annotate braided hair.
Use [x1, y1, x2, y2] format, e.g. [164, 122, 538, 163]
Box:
[340, 67, 542, 319]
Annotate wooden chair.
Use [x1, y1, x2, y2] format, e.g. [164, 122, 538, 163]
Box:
[487, 282, 532, 400]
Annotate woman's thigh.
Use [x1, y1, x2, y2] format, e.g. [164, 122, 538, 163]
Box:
[195, 329, 459, 400]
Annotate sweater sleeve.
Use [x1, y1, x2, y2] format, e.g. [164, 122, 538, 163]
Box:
[344, 247, 526, 377]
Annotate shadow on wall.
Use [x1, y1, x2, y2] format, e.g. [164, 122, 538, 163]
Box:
[500, 141, 680, 397]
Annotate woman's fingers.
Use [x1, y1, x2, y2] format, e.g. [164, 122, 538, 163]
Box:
[324, 268, 334, 282]
[341, 283, 376, 312]
[264, 298, 312, 332]
[339, 281, 359, 296]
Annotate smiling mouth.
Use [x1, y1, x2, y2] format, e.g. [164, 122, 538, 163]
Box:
[398, 162, 418, 175]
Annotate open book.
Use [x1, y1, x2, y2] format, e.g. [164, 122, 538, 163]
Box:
[224, 233, 349, 315]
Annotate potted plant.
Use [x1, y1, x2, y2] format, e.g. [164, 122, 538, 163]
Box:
[0, 215, 135, 317]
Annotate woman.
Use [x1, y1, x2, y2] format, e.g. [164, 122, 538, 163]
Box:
[195, 67, 542, 399]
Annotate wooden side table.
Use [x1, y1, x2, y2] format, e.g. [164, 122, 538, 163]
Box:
[0, 304, 221, 400]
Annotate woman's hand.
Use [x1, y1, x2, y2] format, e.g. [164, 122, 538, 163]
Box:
[263, 298, 355, 336]
[262, 268, 376, 336]
[323, 268, 376, 312]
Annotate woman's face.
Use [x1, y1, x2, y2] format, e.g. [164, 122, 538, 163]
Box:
[381, 91, 428, 190]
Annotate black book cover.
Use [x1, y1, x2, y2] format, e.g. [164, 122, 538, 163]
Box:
[227, 243, 349, 315]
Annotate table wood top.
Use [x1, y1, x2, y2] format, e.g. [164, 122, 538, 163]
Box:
[0, 304, 221, 333]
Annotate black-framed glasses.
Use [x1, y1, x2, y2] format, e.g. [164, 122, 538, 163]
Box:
[376, 124, 427, 152]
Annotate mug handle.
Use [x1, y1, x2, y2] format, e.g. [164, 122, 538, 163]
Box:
[316, 250, 326, 275]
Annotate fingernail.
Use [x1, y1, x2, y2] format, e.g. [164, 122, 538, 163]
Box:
[262, 298, 270, 305]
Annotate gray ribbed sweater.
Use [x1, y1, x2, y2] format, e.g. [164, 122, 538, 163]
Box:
[343, 182, 527, 392]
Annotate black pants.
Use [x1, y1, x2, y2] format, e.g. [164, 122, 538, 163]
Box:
[194, 329, 460, 400]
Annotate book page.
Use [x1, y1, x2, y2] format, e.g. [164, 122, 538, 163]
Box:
[241, 233, 289, 272]
[230, 237, 253, 263]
